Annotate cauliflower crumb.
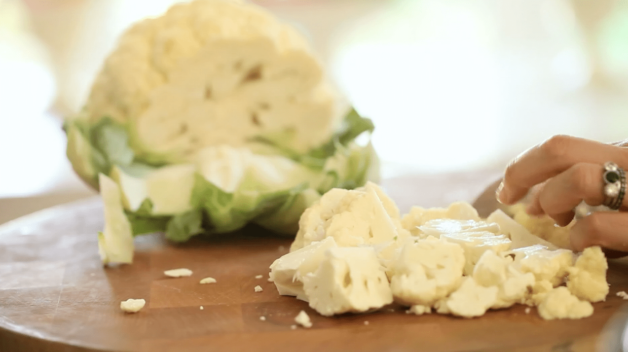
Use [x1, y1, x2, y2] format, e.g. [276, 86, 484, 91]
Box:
[525, 307, 531, 314]
[254, 285, 263, 293]
[617, 291, 628, 300]
[290, 325, 297, 330]
[200, 306, 204, 310]
[295, 310, 312, 328]
[255, 275, 263, 279]
[200, 277, 217, 284]
[120, 299, 146, 313]
[164, 268, 193, 277]
[364, 321, 369, 325]
[260, 316, 267, 321]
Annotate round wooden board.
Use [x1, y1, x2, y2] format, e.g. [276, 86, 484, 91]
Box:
[2, 173, 628, 352]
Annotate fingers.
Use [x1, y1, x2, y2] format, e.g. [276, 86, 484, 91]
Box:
[571, 212, 628, 252]
[526, 163, 609, 226]
[498, 135, 628, 205]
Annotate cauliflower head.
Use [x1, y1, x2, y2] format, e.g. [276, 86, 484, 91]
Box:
[64, 0, 379, 265]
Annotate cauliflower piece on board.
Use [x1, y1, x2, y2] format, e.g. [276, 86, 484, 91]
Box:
[269, 237, 337, 300]
[120, 299, 146, 313]
[85, 0, 340, 164]
[510, 245, 574, 287]
[294, 310, 312, 328]
[527, 280, 554, 306]
[487, 209, 558, 250]
[473, 250, 535, 309]
[389, 237, 465, 306]
[537, 287, 593, 320]
[567, 246, 609, 303]
[411, 218, 510, 275]
[97, 174, 135, 265]
[408, 305, 431, 315]
[302, 247, 393, 316]
[401, 202, 481, 236]
[510, 204, 572, 249]
[436, 277, 498, 318]
[291, 182, 408, 251]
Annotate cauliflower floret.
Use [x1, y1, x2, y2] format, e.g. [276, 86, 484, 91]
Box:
[401, 202, 481, 236]
[537, 287, 593, 320]
[567, 246, 609, 303]
[487, 209, 558, 250]
[528, 280, 554, 306]
[389, 237, 465, 306]
[436, 277, 498, 318]
[302, 247, 393, 316]
[269, 237, 337, 300]
[472, 250, 535, 309]
[510, 204, 572, 249]
[291, 182, 407, 251]
[419, 221, 511, 276]
[85, 0, 339, 164]
[510, 245, 574, 287]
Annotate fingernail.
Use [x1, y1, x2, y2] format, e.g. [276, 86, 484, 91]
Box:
[496, 181, 507, 204]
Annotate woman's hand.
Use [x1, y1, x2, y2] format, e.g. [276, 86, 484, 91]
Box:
[497, 135, 628, 252]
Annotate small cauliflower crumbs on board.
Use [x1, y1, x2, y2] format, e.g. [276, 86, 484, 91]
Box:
[120, 299, 145, 313]
[525, 307, 531, 314]
[295, 310, 312, 328]
[617, 291, 628, 300]
[200, 277, 216, 284]
[254, 285, 263, 292]
[260, 316, 266, 321]
[364, 321, 370, 325]
[164, 268, 192, 277]
[290, 325, 297, 330]
[200, 306, 204, 310]
[255, 275, 263, 279]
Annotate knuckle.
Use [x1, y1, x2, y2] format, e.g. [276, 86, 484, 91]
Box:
[540, 135, 572, 160]
[568, 164, 595, 194]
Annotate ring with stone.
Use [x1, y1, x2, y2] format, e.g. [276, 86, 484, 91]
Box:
[602, 162, 626, 210]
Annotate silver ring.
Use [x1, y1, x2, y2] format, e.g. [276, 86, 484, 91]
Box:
[603, 162, 625, 210]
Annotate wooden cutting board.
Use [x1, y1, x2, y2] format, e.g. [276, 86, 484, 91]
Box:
[2, 172, 628, 352]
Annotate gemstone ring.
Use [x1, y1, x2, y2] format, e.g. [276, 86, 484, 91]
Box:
[603, 162, 626, 210]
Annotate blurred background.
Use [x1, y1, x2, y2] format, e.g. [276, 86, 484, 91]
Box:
[1, 0, 627, 223]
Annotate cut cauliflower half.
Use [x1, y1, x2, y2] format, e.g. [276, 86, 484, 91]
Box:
[537, 287, 593, 320]
[435, 277, 498, 318]
[472, 250, 535, 309]
[84, 0, 340, 164]
[269, 237, 337, 300]
[567, 246, 609, 303]
[510, 245, 574, 287]
[389, 237, 465, 307]
[291, 182, 408, 251]
[302, 247, 393, 316]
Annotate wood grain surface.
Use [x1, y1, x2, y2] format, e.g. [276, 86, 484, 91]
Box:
[1, 172, 628, 352]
